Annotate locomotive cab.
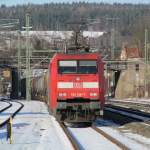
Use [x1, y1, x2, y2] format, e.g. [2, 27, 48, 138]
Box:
[49, 53, 105, 123]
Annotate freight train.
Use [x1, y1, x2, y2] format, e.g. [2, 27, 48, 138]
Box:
[31, 52, 105, 123]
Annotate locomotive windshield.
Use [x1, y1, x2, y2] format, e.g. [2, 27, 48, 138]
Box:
[78, 60, 97, 74]
[58, 60, 97, 74]
[58, 60, 77, 73]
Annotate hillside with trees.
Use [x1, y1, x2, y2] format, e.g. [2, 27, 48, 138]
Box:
[0, 3, 149, 32]
[0, 3, 150, 56]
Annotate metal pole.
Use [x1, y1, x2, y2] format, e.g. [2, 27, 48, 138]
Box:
[17, 29, 21, 97]
[110, 28, 115, 97]
[144, 29, 148, 98]
[106, 18, 119, 98]
[111, 28, 115, 60]
[25, 14, 31, 101]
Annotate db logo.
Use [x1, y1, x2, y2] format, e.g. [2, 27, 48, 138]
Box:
[73, 82, 83, 88]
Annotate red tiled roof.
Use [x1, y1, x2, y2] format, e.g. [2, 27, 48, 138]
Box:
[120, 47, 140, 59]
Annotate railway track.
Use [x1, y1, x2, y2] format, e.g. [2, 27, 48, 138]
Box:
[105, 105, 150, 122]
[58, 122, 81, 150]
[100, 105, 150, 149]
[91, 126, 129, 150]
[59, 121, 129, 150]
[58, 104, 150, 150]
[106, 100, 150, 114]
[0, 100, 24, 128]
[107, 99, 150, 106]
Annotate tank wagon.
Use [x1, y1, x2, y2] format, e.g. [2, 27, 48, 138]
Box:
[32, 73, 48, 102]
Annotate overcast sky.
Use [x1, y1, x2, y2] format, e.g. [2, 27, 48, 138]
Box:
[0, 0, 150, 6]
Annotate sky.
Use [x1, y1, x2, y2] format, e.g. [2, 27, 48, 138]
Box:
[0, 0, 150, 6]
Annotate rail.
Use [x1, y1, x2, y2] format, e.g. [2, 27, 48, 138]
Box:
[0, 100, 12, 113]
[92, 126, 130, 150]
[0, 100, 24, 128]
[106, 99, 150, 106]
[58, 122, 81, 150]
[105, 105, 150, 122]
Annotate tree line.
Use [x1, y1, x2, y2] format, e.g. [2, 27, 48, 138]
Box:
[1, 2, 150, 53]
[0, 3, 149, 32]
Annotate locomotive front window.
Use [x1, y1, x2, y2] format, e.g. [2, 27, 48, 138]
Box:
[78, 60, 97, 74]
[58, 60, 77, 73]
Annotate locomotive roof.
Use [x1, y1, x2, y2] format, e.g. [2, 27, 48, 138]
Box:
[53, 52, 102, 60]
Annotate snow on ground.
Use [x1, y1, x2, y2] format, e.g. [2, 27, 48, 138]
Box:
[0, 96, 4, 100]
[68, 127, 121, 150]
[21, 31, 104, 40]
[0, 100, 73, 150]
[0, 100, 149, 150]
[0, 101, 9, 111]
[96, 119, 150, 150]
[0, 101, 21, 123]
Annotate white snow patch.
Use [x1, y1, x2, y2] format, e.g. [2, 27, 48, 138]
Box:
[125, 132, 150, 145]
[0, 101, 9, 110]
[68, 127, 121, 150]
[0, 101, 21, 123]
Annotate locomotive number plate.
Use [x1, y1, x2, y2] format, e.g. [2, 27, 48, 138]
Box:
[73, 82, 83, 88]
[71, 92, 86, 97]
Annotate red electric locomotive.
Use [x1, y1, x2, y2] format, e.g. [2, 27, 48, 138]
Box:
[48, 52, 105, 123]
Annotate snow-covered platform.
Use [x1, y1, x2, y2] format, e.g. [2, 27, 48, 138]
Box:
[0, 100, 150, 150]
[0, 100, 73, 150]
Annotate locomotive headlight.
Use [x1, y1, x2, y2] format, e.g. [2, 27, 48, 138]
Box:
[90, 93, 97, 96]
[59, 93, 63, 97]
[63, 93, 66, 96]
[93, 93, 97, 96]
[59, 93, 66, 97]
[90, 93, 94, 96]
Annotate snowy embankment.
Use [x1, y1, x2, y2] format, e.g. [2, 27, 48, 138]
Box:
[0, 101, 73, 150]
